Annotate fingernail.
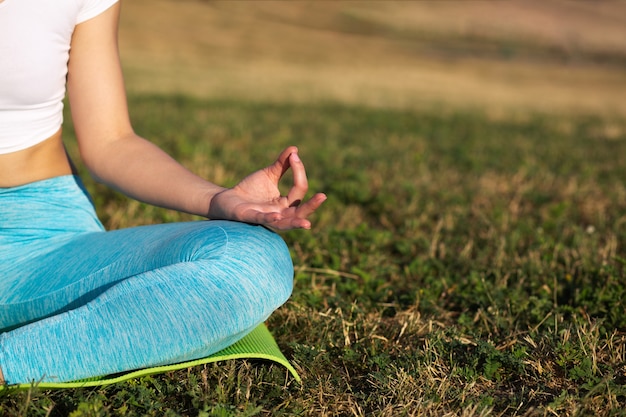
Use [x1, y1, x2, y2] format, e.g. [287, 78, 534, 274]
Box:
[291, 152, 301, 162]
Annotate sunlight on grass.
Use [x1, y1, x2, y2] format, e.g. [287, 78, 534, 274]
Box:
[3, 98, 624, 416]
[3, 1, 626, 415]
[118, 0, 626, 117]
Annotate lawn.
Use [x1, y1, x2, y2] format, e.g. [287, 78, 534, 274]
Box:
[1, 96, 624, 416]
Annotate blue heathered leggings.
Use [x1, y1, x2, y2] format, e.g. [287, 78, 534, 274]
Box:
[0, 175, 293, 385]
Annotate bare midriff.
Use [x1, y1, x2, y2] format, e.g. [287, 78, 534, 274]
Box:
[0, 129, 75, 187]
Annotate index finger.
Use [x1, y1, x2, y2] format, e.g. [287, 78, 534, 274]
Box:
[286, 151, 309, 207]
[267, 146, 299, 180]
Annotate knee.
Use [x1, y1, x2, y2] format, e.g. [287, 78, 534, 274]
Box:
[216, 221, 294, 306]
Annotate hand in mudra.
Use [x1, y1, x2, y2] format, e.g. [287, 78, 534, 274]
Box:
[208, 146, 327, 230]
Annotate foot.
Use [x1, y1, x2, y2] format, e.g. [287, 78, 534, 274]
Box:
[0, 366, 4, 385]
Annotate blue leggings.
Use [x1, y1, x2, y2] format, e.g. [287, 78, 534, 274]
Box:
[0, 176, 293, 385]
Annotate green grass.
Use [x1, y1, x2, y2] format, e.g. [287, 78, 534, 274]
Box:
[2, 96, 626, 416]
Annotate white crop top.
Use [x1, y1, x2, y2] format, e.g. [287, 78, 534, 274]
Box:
[0, 0, 119, 154]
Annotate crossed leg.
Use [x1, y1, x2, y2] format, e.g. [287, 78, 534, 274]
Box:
[0, 220, 293, 385]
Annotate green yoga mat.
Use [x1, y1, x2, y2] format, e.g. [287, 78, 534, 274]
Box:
[1, 323, 300, 391]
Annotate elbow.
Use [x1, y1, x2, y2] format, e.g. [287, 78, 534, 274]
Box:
[75, 129, 135, 185]
[77, 145, 106, 183]
[76, 137, 123, 187]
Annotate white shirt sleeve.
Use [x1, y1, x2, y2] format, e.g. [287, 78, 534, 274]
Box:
[76, 0, 119, 24]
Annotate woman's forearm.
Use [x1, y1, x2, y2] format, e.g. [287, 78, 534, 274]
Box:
[82, 132, 226, 217]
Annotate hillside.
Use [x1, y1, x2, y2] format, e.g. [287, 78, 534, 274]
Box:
[119, 0, 626, 116]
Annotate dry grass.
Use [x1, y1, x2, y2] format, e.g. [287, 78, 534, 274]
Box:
[119, 0, 626, 116]
[2, 4, 626, 415]
[2, 94, 625, 417]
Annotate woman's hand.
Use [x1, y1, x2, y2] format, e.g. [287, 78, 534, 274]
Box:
[66, 5, 324, 222]
[208, 146, 327, 230]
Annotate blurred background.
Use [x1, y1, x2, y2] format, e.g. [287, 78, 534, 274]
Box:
[119, 0, 626, 117]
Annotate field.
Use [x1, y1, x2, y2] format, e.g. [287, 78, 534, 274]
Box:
[2, 1, 626, 416]
[116, 0, 626, 116]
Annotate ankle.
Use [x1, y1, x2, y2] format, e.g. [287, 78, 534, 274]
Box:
[0, 366, 4, 385]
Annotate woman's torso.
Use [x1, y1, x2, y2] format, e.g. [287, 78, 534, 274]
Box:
[0, 0, 76, 187]
[0, 0, 116, 188]
[0, 131, 74, 187]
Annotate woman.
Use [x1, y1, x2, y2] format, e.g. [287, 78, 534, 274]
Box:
[0, 0, 326, 385]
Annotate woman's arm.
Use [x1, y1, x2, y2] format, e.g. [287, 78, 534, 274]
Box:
[67, 2, 225, 216]
[67, 2, 325, 229]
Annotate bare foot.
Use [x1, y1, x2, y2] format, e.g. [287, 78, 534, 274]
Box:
[0, 366, 4, 385]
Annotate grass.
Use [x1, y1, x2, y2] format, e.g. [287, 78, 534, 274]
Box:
[118, 0, 626, 116]
[1, 96, 625, 416]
